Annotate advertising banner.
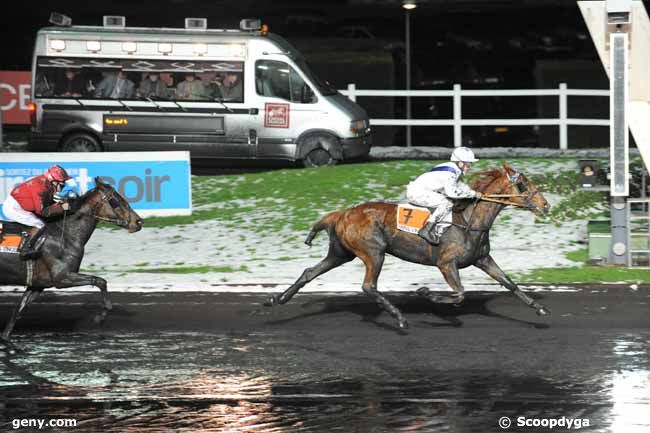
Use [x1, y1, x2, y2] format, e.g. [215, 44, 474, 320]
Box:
[0, 71, 31, 124]
[0, 152, 191, 218]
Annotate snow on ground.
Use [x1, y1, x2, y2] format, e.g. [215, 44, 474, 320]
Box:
[5, 193, 582, 294]
[0, 159, 595, 294]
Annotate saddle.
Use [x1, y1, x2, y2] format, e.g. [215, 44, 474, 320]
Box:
[396, 204, 432, 234]
[0, 220, 29, 253]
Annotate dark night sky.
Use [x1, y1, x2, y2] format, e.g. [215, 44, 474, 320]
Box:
[3, 0, 592, 67]
[4, 0, 646, 92]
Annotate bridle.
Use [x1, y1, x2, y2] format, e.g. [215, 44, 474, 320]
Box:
[481, 170, 540, 211]
[458, 169, 541, 233]
[94, 188, 130, 228]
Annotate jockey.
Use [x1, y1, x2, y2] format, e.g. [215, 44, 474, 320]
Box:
[2, 165, 73, 258]
[406, 147, 482, 244]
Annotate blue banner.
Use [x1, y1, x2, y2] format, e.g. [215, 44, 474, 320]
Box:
[0, 152, 191, 218]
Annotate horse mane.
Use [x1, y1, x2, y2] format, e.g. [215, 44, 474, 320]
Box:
[452, 168, 505, 213]
[471, 168, 505, 192]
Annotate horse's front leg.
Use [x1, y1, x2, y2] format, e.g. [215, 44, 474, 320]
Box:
[1, 288, 42, 341]
[434, 261, 465, 304]
[474, 255, 549, 316]
[53, 272, 112, 319]
[418, 256, 466, 304]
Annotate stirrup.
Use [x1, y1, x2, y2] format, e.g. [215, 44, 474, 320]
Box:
[418, 222, 440, 245]
[18, 231, 46, 260]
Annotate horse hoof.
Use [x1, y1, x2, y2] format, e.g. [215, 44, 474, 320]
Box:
[263, 295, 277, 307]
[416, 287, 430, 297]
[104, 300, 113, 311]
[536, 306, 550, 316]
[399, 319, 409, 330]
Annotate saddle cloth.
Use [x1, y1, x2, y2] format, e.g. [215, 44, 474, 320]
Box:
[0, 221, 27, 254]
[396, 203, 431, 234]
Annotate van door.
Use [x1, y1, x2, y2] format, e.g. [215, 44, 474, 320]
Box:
[251, 59, 322, 160]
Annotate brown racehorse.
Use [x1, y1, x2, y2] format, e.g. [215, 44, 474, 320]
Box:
[266, 162, 551, 329]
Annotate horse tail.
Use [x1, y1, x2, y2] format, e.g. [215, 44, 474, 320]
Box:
[304, 211, 343, 247]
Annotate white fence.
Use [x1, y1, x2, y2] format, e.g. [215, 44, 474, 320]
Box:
[340, 83, 610, 149]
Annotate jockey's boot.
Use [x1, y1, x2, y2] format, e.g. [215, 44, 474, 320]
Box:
[19, 227, 46, 260]
[418, 222, 441, 245]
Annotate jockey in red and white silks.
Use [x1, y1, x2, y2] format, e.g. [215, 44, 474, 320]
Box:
[2, 165, 72, 258]
[406, 147, 482, 244]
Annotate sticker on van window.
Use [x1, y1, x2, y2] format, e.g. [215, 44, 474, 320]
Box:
[264, 103, 290, 128]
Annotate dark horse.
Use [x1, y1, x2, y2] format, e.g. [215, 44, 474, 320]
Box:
[266, 163, 551, 329]
[0, 177, 143, 341]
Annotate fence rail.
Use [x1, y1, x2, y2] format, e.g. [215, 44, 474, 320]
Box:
[340, 83, 610, 149]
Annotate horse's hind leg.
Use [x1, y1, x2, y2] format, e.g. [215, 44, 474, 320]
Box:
[475, 255, 549, 316]
[1, 288, 41, 341]
[266, 250, 353, 306]
[358, 253, 408, 330]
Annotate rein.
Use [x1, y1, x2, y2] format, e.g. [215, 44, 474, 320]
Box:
[456, 170, 541, 232]
[481, 196, 530, 207]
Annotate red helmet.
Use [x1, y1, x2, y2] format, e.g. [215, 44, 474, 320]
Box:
[47, 165, 72, 182]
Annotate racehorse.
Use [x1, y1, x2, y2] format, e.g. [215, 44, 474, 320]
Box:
[265, 162, 551, 329]
[0, 177, 143, 341]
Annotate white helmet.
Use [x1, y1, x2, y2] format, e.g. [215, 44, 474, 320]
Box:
[451, 147, 479, 162]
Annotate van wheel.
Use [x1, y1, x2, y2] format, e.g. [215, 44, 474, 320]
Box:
[303, 148, 336, 168]
[61, 133, 101, 152]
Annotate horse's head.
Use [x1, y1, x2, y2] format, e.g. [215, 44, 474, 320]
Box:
[499, 162, 550, 216]
[91, 177, 144, 233]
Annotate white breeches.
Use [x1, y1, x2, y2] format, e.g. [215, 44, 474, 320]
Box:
[406, 188, 453, 229]
[2, 195, 45, 228]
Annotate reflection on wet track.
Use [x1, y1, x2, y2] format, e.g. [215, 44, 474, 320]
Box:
[2, 330, 650, 432]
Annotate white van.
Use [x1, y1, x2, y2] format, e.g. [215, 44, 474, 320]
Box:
[29, 15, 371, 167]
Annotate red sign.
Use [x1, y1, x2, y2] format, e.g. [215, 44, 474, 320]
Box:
[264, 103, 290, 128]
[0, 71, 32, 125]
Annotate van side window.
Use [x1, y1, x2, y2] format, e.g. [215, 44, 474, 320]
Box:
[255, 60, 317, 104]
[33, 57, 244, 103]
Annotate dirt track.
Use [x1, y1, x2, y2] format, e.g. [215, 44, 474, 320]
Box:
[1, 288, 649, 432]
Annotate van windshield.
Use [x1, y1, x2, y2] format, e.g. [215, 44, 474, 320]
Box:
[294, 57, 338, 96]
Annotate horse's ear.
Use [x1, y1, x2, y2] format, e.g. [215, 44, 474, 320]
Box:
[94, 176, 106, 188]
[502, 161, 515, 174]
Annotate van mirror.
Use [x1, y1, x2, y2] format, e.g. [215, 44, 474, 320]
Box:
[301, 85, 315, 103]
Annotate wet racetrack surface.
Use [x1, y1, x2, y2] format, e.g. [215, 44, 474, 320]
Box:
[1, 288, 649, 432]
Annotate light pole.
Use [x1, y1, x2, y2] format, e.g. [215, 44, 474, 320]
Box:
[403, 2, 416, 147]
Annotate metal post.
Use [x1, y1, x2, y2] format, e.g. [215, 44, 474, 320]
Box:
[609, 31, 630, 265]
[405, 8, 412, 147]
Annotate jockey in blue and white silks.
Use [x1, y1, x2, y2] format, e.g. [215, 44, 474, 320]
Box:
[406, 147, 482, 244]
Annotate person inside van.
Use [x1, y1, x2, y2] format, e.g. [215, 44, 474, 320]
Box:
[94, 70, 135, 99]
[208, 72, 242, 101]
[176, 73, 206, 100]
[220, 72, 243, 101]
[137, 72, 169, 99]
[55, 69, 85, 98]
